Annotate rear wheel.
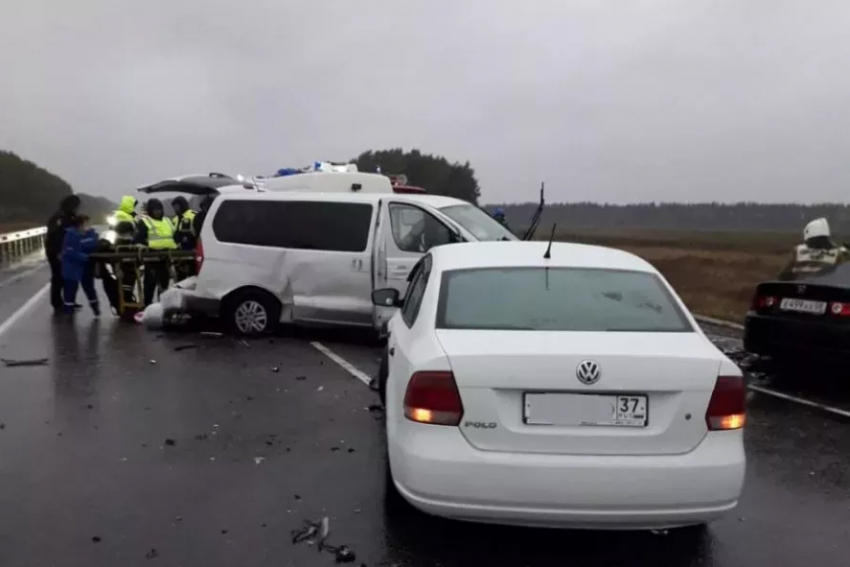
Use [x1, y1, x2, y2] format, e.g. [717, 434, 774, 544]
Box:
[223, 289, 281, 336]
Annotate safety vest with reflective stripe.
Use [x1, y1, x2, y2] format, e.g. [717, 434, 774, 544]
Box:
[172, 210, 197, 235]
[114, 210, 134, 223]
[791, 244, 847, 274]
[141, 216, 177, 250]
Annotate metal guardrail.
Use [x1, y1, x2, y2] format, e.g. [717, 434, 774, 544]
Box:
[0, 226, 47, 265]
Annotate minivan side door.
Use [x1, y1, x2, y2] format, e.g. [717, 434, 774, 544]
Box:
[208, 198, 376, 328]
[372, 200, 458, 329]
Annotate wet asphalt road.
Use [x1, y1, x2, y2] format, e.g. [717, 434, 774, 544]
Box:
[1, 261, 849, 567]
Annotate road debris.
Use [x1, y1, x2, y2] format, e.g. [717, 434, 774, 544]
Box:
[149, 359, 157, 365]
[272, 366, 280, 373]
[347, 448, 355, 453]
[201, 332, 224, 338]
[173, 344, 198, 352]
[221, 529, 229, 535]
[145, 548, 159, 559]
[367, 404, 383, 413]
[317, 386, 325, 392]
[164, 438, 176, 446]
[2, 357, 48, 367]
[194, 434, 208, 441]
[91, 536, 102, 543]
[254, 457, 265, 465]
[0, 423, 5, 430]
[238, 339, 251, 349]
[296, 375, 307, 381]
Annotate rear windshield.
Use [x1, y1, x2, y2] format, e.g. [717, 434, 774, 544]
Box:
[436, 267, 693, 332]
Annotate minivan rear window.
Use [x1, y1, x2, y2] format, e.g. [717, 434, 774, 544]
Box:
[212, 200, 373, 252]
[436, 267, 693, 332]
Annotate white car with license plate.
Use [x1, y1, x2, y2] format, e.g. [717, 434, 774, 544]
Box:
[373, 241, 746, 530]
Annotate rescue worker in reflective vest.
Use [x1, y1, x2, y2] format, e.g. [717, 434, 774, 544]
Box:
[112, 195, 138, 245]
[171, 196, 198, 279]
[135, 198, 177, 305]
[778, 217, 850, 280]
[111, 195, 140, 307]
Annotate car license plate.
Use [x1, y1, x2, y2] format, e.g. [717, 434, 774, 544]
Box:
[524, 393, 648, 427]
[779, 297, 826, 315]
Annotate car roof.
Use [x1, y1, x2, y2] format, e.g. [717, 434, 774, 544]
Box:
[428, 241, 657, 273]
[213, 190, 470, 207]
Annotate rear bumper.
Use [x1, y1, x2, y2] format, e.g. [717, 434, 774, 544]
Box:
[744, 313, 850, 359]
[390, 426, 745, 530]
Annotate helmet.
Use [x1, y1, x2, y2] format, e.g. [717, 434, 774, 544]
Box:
[804, 218, 830, 241]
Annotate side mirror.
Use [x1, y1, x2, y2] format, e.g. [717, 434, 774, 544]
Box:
[372, 288, 402, 307]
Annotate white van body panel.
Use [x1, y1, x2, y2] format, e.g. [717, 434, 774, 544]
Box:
[195, 191, 514, 330]
[258, 171, 395, 194]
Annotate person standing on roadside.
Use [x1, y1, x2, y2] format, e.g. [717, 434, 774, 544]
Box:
[135, 198, 177, 305]
[61, 215, 100, 316]
[171, 196, 198, 280]
[46, 195, 81, 313]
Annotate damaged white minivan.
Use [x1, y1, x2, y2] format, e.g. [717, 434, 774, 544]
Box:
[182, 180, 526, 336]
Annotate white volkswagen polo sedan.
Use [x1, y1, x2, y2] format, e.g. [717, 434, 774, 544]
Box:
[372, 241, 746, 530]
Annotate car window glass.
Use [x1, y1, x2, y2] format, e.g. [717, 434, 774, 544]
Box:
[438, 203, 517, 241]
[436, 267, 693, 332]
[389, 203, 452, 253]
[212, 200, 372, 252]
[402, 257, 431, 326]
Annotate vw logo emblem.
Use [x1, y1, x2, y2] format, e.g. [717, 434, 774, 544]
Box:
[576, 360, 601, 385]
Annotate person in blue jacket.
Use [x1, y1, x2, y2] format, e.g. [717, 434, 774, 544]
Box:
[61, 215, 100, 316]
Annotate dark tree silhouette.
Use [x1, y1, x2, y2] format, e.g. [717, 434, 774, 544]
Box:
[354, 148, 481, 204]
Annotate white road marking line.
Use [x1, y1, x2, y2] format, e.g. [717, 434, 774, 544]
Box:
[0, 283, 49, 339]
[749, 384, 850, 419]
[310, 341, 372, 386]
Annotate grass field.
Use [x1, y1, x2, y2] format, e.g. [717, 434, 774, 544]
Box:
[552, 229, 800, 323]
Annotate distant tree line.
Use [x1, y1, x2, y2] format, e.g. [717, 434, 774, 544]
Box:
[0, 150, 115, 226]
[354, 148, 481, 204]
[489, 201, 850, 234]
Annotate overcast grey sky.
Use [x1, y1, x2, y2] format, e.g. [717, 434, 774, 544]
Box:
[2, 0, 850, 204]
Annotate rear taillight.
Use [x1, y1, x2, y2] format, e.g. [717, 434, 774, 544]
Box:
[830, 302, 850, 316]
[403, 371, 464, 426]
[750, 295, 775, 310]
[705, 376, 746, 431]
[195, 238, 204, 274]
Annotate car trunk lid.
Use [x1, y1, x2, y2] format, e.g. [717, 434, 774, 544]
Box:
[436, 330, 723, 456]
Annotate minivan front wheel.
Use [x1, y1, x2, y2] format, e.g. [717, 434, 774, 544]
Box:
[224, 290, 281, 336]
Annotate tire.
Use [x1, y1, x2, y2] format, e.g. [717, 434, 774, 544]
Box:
[223, 289, 281, 337]
[377, 348, 389, 405]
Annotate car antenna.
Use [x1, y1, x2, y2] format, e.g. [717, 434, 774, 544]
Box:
[543, 223, 556, 259]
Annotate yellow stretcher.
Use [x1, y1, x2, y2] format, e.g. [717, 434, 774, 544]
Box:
[89, 246, 196, 319]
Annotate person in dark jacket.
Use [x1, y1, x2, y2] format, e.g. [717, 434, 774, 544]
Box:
[192, 194, 216, 237]
[61, 215, 100, 316]
[46, 195, 81, 312]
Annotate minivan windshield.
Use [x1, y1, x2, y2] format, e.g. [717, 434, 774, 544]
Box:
[438, 204, 518, 241]
[436, 267, 693, 332]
